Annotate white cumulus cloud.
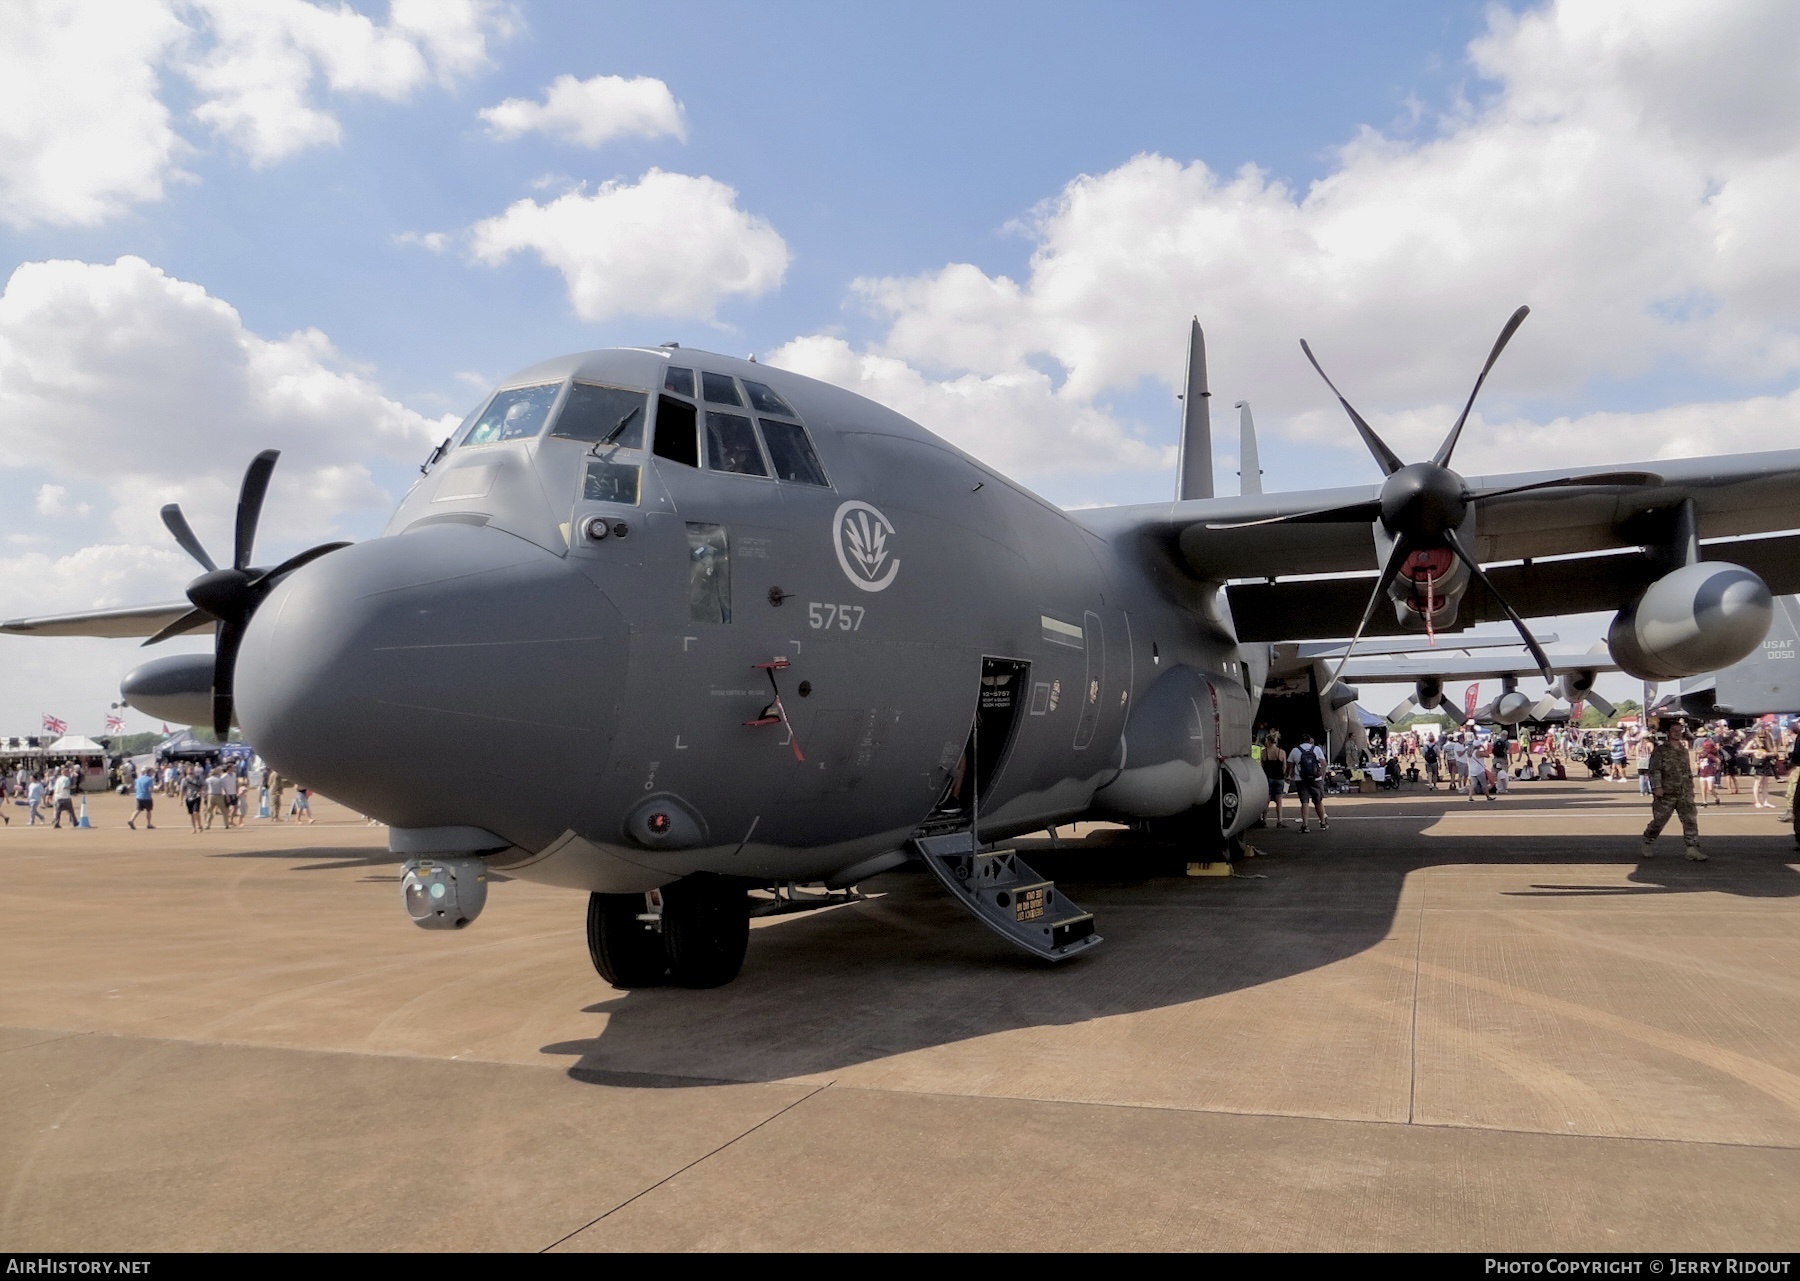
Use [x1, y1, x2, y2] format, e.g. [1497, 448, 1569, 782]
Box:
[782, 0, 1800, 486]
[480, 73, 686, 148]
[470, 169, 788, 321]
[33, 485, 90, 519]
[186, 0, 507, 166]
[767, 335, 1170, 480]
[0, 0, 510, 225]
[0, 0, 187, 228]
[0, 255, 452, 552]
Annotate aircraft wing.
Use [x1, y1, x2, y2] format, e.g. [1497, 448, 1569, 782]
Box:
[1337, 652, 1616, 682]
[0, 602, 209, 640]
[1081, 450, 1800, 641]
[1296, 631, 1556, 659]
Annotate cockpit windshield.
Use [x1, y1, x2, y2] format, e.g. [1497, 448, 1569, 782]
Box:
[552, 382, 647, 448]
[462, 383, 560, 446]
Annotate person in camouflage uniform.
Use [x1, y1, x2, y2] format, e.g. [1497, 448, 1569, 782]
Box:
[1643, 721, 1707, 861]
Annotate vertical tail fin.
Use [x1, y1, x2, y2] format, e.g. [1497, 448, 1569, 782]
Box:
[1235, 400, 1262, 495]
[1176, 318, 1213, 500]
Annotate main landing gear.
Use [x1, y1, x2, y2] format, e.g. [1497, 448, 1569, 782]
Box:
[586, 873, 751, 990]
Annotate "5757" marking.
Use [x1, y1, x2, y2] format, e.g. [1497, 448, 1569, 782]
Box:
[808, 602, 866, 631]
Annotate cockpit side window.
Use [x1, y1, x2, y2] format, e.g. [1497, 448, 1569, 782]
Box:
[757, 419, 829, 486]
[741, 379, 797, 417]
[701, 371, 743, 406]
[552, 382, 647, 448]
[664, 367, 695, 397]
[461, 382, 561, 446]
[653, 394, 699, 467]
[584, 459, 641, 505]
[705, 411, 770, 477]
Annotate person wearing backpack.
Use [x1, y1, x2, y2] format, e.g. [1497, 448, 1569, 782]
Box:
[1286, 731, 1330, 832]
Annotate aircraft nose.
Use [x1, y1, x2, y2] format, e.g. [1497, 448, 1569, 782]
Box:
[235, 524, 628, 848]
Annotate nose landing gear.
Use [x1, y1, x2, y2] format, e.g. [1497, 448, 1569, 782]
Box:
[586, 874, 750, 990]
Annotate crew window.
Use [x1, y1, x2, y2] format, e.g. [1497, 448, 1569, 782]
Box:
[705, 411, 769, 477]
[584, 460, 641, 505]
[686, 523, 731, 623]
[758, 419, 829, 486]
[461, 383, 560, 446]
[551, 383, 647, 448]
[701, 371, 743, 406]
[653, 395, 699, 467]
[664, 367, 695, 397]
[742, 380, 797, 417]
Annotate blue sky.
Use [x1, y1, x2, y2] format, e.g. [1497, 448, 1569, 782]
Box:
[3, 3, 1490, 436]
[0, 0, 1796, 729]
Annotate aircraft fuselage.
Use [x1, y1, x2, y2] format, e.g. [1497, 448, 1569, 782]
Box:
[233, 346, 1261, 892]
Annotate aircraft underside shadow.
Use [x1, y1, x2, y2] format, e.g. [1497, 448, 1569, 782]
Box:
[539, 805, 1800, 1088]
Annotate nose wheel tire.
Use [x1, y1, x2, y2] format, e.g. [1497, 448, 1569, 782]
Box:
[586, 892, 668, 988]
[661, 874, 750, 988]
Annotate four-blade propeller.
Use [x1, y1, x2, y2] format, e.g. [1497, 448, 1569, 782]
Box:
[1215, 306, 1659, 687]
[144, 449, 350, 737]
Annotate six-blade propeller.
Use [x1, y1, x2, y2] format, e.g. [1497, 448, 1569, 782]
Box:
[144, 449, 350, 737]
[1213, 306, 1659, 688]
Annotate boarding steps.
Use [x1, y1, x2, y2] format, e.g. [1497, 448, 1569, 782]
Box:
[909, 832, 1102, 962]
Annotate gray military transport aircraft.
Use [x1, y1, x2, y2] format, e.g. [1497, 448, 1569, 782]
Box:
[6, 308, 1797, 988]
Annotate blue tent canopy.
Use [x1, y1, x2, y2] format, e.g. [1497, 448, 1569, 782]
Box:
[155, 729, 252, 762]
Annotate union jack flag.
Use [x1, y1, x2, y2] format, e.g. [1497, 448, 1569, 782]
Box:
[41, 714, 67, 735]
[106, 714, 126, 731]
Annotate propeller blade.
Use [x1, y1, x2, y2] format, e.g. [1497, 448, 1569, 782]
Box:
[1205, 499, 1381, 531]
[233, 449, 280, 571]
[1326, 536, 1413, 689]
[1529, 695, 1560, 721]
[160, 504, 217, 572]
[1443, 527, 1554, 681]
[1468, 471, 1664, 503]
[247, 541, 352, 589]
[1433, 305, 1529, 468]
[1585, 691, 1616, 719]
[1386, 696, 1419, 725]
[212, 620, 245, 738]
[1300, 339, 1405, 477]
[141, 607, 214, 647]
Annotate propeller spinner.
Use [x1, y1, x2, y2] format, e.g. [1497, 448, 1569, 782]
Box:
[143, 449, 350, 736]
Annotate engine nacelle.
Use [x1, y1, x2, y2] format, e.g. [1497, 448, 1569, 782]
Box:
[121, 652, 215, 727]
[1491, 691, 1535, 724]
[1414, 676, 1444, 710]
[1556, 670, 1598, 703]
[1607, 562, 1773, 682]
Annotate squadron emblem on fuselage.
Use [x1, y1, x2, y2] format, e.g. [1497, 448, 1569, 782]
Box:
[833, 500, 899, 592]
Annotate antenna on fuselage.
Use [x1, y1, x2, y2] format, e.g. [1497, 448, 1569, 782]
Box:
[1175, 317, 1214, 501]
[1235, 400, 1263, 496]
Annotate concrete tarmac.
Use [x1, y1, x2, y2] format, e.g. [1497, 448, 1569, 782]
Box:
[3, 780, 1798, 1251]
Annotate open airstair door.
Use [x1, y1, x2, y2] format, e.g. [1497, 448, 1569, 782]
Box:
[931, 657, 1031, 822]
[913, 656, 1101, 963]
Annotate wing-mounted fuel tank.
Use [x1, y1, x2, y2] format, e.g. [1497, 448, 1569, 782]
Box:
[1607, 561, 1773, 682]
[1090, 665, 1260, 825]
